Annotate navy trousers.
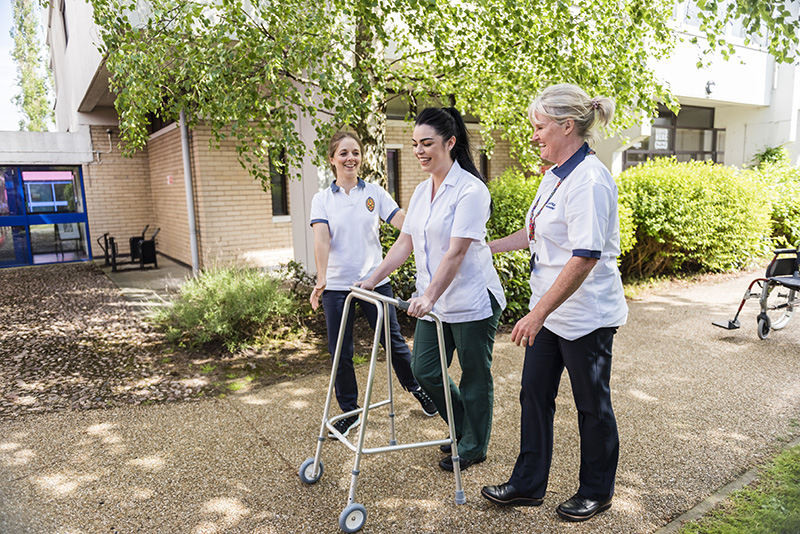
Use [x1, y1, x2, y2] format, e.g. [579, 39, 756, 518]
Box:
[321, 283, 418, 412]
[508, 326, 619, 501]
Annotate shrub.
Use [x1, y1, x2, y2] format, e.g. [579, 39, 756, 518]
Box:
[380, 223, 417, 301]
[151, 264, 298, 351]
[279, 260, 316, 314]
[754, 161, 800, 247]
[617, 158, 772, 278]
[487, 168, 541, 324]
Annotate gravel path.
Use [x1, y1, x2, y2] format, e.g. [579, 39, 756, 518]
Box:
[1, 263, 799, 534]
[0, 263, 206, 419]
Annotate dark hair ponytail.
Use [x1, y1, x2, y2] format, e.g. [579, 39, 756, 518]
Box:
[415, 107, 486, 185]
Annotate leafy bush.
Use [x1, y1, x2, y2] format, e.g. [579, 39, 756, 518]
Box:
[487, 168, 541, 324]
[617, 158, 772, 278]
[380, 223, 417, 301]
[751, 145, 791, 168]
[151, 264, 298, 351]
[279, 260, 316, 314]
[754, 161, 800, 247]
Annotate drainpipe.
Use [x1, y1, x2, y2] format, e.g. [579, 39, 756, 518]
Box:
[180, 109, 200, 275]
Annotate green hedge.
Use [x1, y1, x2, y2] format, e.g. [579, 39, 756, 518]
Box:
[617, 158, 772, 278]
[486, 168, 541, 323]
[380, 223, 417, 301]
[381, 158, 792, 324]
[754, 161, 800, 247]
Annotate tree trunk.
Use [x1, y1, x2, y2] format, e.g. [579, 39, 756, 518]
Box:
[353, 19, 388, 189]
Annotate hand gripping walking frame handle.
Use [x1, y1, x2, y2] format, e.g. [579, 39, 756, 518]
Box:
[300, 287, 465, 533]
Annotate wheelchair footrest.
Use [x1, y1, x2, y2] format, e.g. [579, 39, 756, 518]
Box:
[713, 319, 741, 330]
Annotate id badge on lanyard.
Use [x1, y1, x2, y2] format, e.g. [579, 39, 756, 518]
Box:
[527, 174, 565, 273]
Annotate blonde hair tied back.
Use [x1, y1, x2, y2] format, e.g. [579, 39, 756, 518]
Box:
[528, 83, 615, 147]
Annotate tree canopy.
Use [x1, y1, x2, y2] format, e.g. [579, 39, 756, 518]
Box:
[89, 0, 800, 184]
[11, 0, 53, 131]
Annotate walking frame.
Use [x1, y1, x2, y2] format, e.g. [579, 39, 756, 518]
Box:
[298, 287, 465, 533]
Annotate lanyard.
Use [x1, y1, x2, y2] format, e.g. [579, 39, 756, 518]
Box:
[527, 174, 566, 242]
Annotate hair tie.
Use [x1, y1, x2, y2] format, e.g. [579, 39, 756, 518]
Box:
[590, 98, 600, 110]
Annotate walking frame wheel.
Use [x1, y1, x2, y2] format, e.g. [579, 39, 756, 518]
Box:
[339, 503, 367, 533]
[298, 457, 323, 484]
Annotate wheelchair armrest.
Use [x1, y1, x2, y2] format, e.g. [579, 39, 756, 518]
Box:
[773, 248, 798, 255]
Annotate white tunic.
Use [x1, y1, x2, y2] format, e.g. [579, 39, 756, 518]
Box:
[527, 143, 628, 340]
[309, 178, 400, 291]
[402, 161, 506, 323]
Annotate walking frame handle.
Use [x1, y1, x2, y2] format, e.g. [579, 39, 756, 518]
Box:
[350, 286, 416, 315]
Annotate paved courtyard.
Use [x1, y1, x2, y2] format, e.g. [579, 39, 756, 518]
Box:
[1, 264, 799, 533]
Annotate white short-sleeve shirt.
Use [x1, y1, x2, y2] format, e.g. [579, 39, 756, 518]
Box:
[527, 143, 628, 340]
[402, 161, 506, 323]
[310, 178, 400, 291]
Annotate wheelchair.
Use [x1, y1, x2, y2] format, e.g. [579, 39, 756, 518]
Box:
[713, 246, 799, 339]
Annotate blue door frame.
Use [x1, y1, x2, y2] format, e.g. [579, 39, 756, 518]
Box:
[0, 165, 92, 268]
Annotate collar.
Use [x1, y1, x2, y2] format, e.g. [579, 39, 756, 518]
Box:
[331, 177, 366, 193]
[552, 142, 593, 179]
[440, 159, 463, 188]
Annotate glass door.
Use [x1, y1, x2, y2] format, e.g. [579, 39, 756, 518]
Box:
[0, 167, 29, 267]
[0, 165, 91, 267]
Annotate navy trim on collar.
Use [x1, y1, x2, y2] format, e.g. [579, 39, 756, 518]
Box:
[552, 142, 592, 179]
[331, 177, 366, 192]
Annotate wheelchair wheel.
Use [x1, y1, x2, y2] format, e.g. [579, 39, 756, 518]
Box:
[757, 314, 771, 340]
[763, 283, 796, 331]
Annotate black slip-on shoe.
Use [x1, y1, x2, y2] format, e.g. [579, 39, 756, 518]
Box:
[439, 436, 462, 454]
[556, 493, 612, 522]
[481, 483, 543, 507]
[438, 455, 485, 472]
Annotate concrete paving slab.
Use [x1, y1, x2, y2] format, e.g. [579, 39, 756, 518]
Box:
[1, 267, 799, 533]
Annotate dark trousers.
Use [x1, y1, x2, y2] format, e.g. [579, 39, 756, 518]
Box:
[322, 283, 418, 412]
[509, 326, 619, 501]
[411, 292, 501, 460]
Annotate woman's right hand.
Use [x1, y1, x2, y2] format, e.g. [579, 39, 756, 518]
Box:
[310, 284, 326, 310]
[354, 278, 376, 291]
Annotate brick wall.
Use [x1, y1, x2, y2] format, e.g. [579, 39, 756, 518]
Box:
[146, 126, 191, 265]
[385, 120, 524, 209]
[83, 126, 154, 258]
[189, 126, 293, 268]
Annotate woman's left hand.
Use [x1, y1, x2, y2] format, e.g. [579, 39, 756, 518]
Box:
[310, 285, 325, 311]
[511, 311, 544, 347]
[406, 295, 434, 318]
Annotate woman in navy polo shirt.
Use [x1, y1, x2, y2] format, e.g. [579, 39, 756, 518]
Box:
[309, 131, 437, 439]
[481, 84, 628, 522]
[360, 108, 506, 472]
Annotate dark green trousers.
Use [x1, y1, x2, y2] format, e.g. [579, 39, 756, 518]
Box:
[411, 293, 501, 460]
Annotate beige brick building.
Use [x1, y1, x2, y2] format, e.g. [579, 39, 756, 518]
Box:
[20, 0, 526, 273]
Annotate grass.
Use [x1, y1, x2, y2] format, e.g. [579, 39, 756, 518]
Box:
[679, 443, 800, 534]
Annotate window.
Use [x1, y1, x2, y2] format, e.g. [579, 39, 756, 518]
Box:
[22, 170, 82, 214]
[386, 149, 399, 199]
[480, 151, 489, 179]
[623, 104, 725, 170]
[269, 150, 289, 216]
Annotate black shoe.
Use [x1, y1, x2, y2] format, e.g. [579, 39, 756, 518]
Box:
[328, 414, 360, 440]
[481, 483, 543, 507]
[556, 493, 612, 522]
[439, 436, 462, 454]
[438, 455, 485, 472]
[411, 387, 438, 417]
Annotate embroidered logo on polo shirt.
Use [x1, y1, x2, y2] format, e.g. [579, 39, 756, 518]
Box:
[366, 197, 375, 212]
